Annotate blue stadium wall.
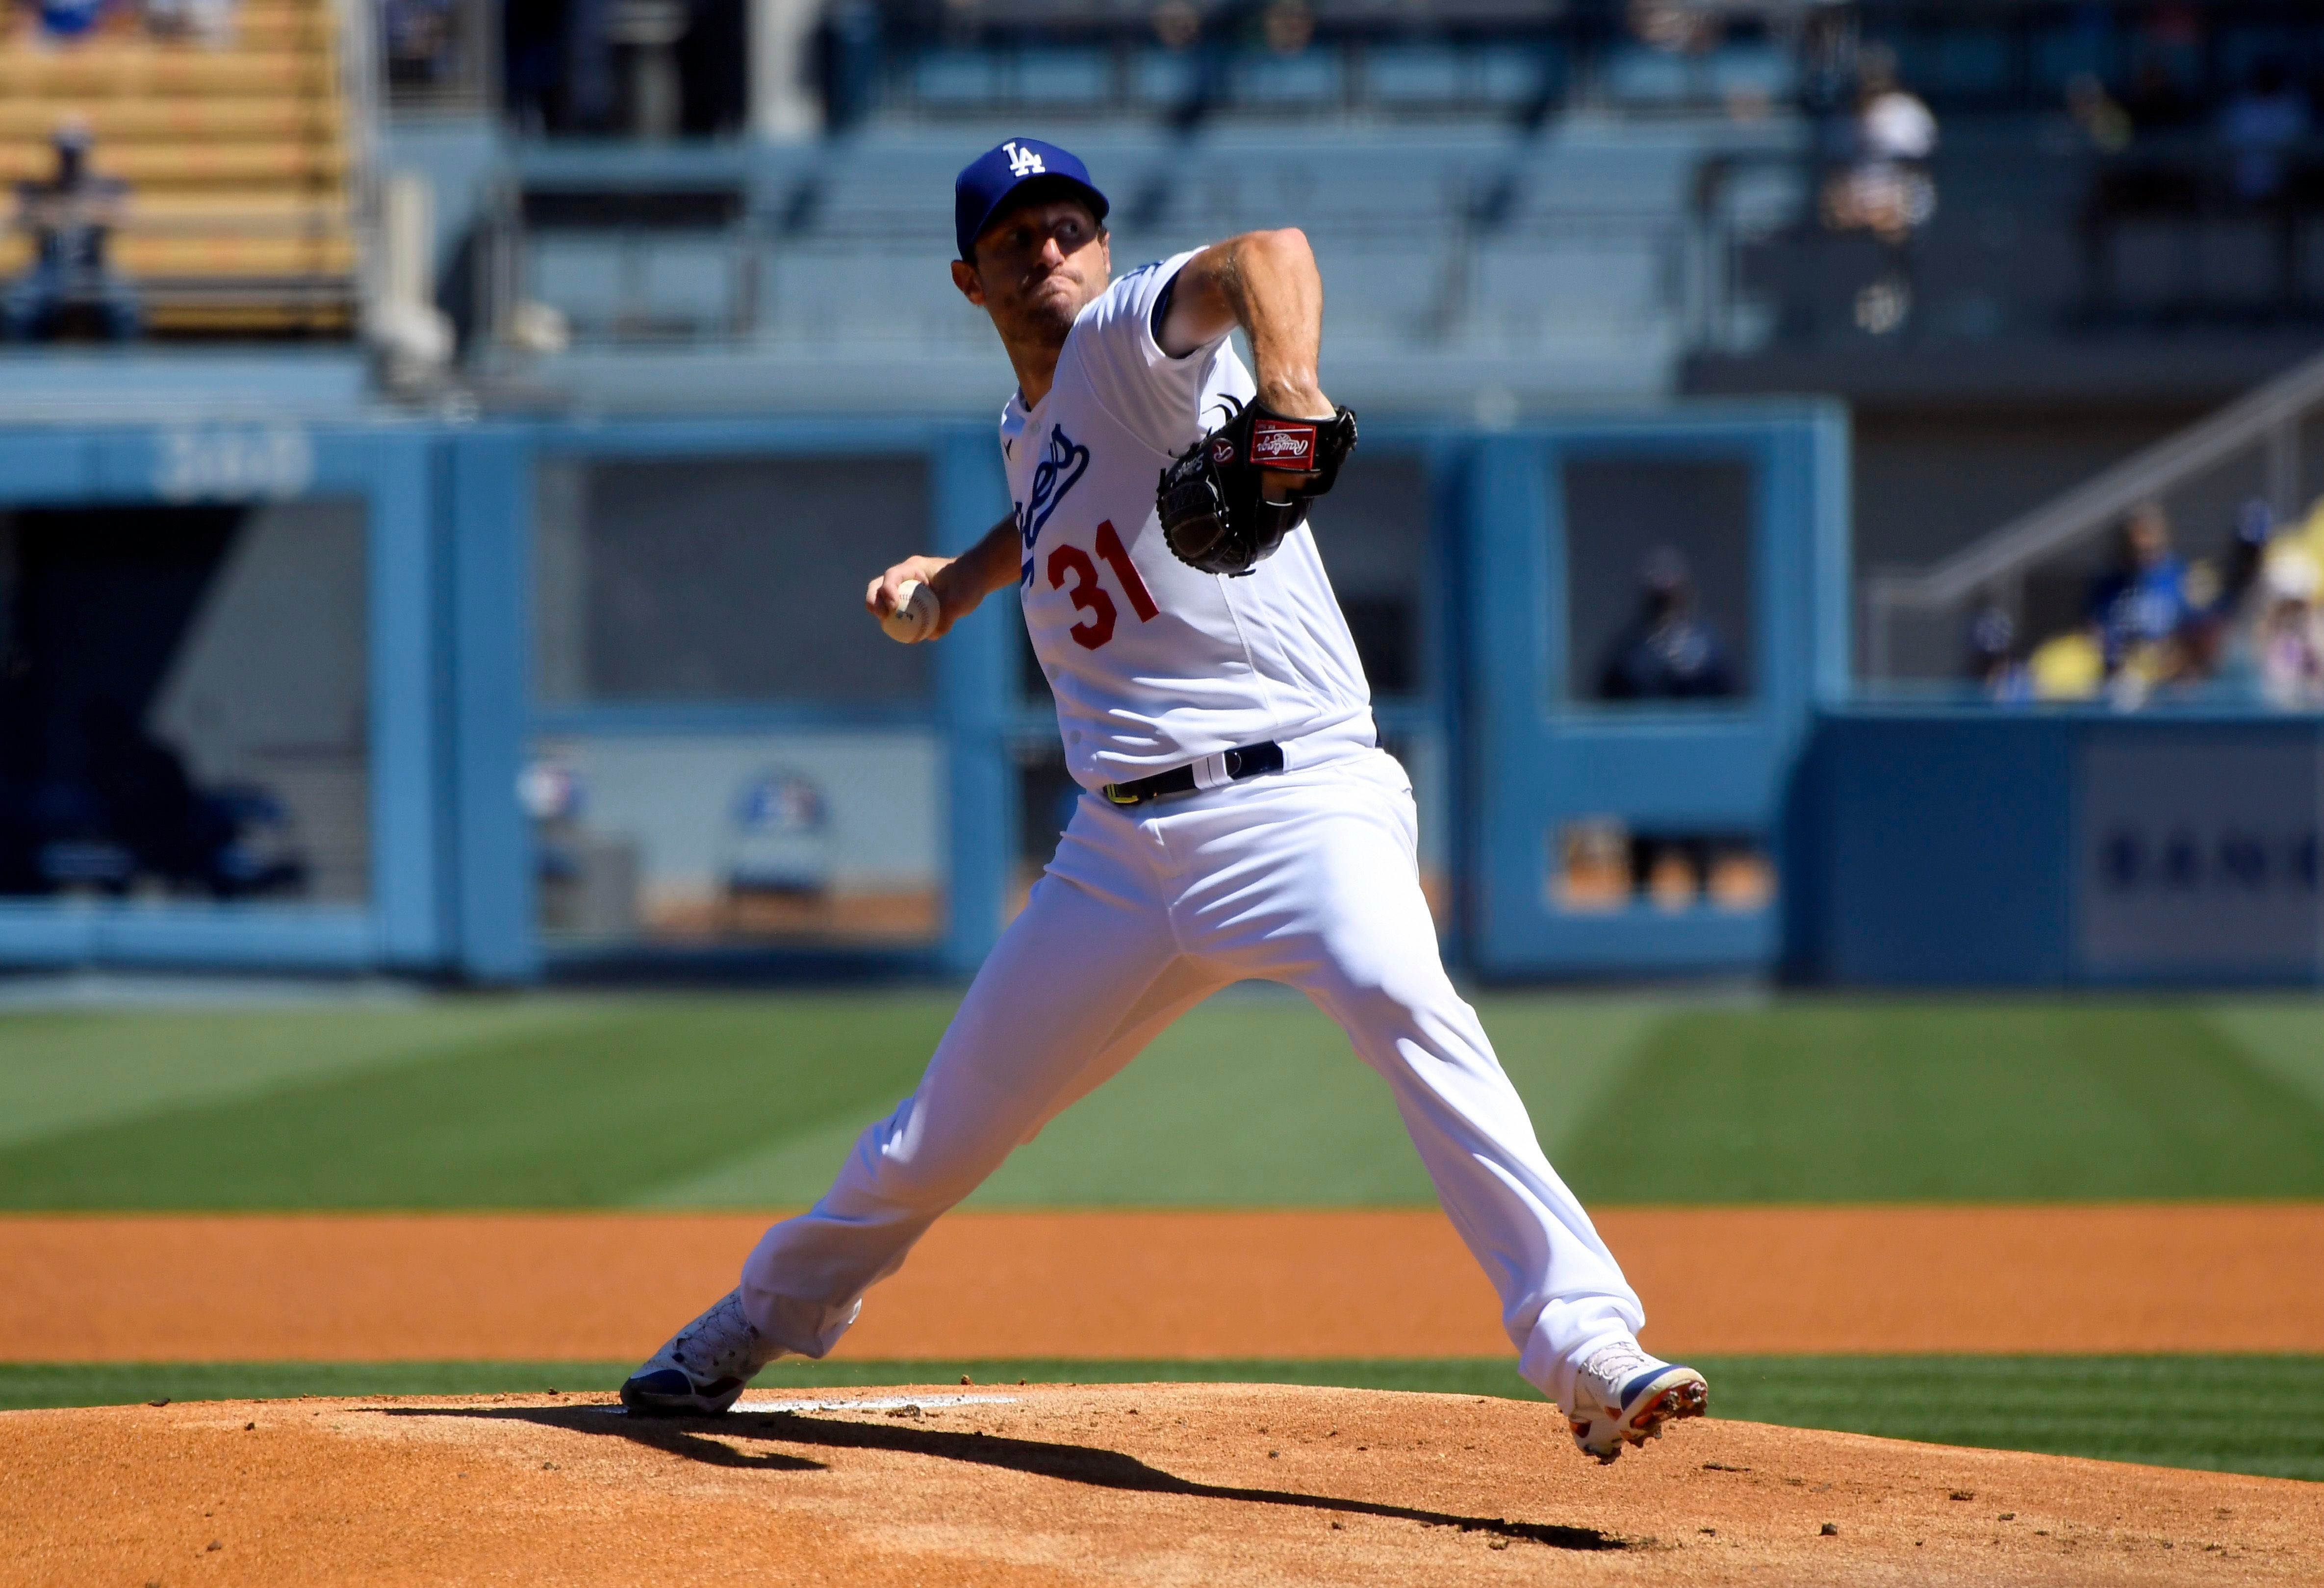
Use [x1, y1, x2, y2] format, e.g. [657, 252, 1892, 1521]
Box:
[1, 403, 2313, 986]
[1783, 710, 2324, 988]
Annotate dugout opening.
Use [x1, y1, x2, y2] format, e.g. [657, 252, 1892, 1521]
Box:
[0, 501, 369, 906]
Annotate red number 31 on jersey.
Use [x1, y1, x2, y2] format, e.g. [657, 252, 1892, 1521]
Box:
[1047, 520, 1159, 650]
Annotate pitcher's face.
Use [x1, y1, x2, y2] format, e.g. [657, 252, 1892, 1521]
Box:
[952, 198, 1111, 350]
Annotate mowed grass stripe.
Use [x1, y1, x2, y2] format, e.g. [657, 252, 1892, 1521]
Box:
[0, 998, 952, 1209]
[960, 995, 1658, 1208]
[1559, 1001, 2324, 1203]
[0, 993, 1664, 1210]
[6, 1356, 2319, 1482]
[2205, 1002, 2324, 1114]
[2, 995, 2324, 1207]
[1697, 1355, 2324, 1484]
[0, 1002, 596, 1149]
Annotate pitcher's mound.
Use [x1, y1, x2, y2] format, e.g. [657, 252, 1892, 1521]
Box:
[6, 1383, 2318, 1585]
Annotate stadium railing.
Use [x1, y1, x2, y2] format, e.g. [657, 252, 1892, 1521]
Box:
[1864, 343, 2324, 684]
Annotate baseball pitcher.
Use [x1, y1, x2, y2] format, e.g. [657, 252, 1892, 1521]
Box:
[621, 137, 1708, 1463]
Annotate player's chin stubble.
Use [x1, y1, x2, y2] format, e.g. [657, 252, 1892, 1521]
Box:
[993, 256, 1102, 347]
[997, 283, 1083, 348]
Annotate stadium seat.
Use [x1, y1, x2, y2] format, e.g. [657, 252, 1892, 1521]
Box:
[1711, 42, 1795, 103]
[0, 0, 358, 338]
[1018, 47, 1114, 110]
[764, 249, 987, 346]
[1364, 45, 1465, 108]
[1229, 50, 1343, 112]
[530, 238, 631, 331]
[0, 98, 339, 143]
[1898, 28, 2012, 100]
[909, 48, 1006, 111]
[0, 143, 346, 186]
[1317, 246, 1453, 344]
[1601, 46, 1701, 108]
[1128, 48, 1202, 109]
[531, 233, 744, 339]
[1473, 237, 1669, 346]
[0, 48, 329, 97]
[505, 117, 1768, 402]
[1478, 43, 1556, 110]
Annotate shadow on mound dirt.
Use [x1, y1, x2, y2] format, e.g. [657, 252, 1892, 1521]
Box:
[383, 1401, 1632, 1551]
[5, 1382, 2321, 1585]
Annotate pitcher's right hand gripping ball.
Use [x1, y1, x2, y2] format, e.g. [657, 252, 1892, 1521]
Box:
[1157, 398, 1358, 576]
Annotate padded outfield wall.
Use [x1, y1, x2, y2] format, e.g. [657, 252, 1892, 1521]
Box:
[39, 401, 2319, 988]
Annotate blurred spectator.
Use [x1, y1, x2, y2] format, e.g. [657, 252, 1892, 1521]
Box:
[3, 120, 140, 344]
[20, 0, 111, 43]
[2027, 627, 2104, 701]
[2221, 497, 2278, 611]
[500, 0, 745, 136]
[2284, 489, 2324, 573]
[1965, 604, 2030, 703]
[383, 0, 462, 90]
[1598, 547, 1736, 901]
[1598, 546, 1736, 701]
[817, 0, 881, 134]
[2248, 547, 2324, 709]
[504, 0, 570, 131]
[1822, 47, 1937, 245]
[674, 0, 748, 135]
[1261, 0, 1311, 56]
[145, 0, 234, 46]
[1150, 0, 1197, 50]
[2219, 60, 2309, 203]
[1821, 46, 1936, 335]
[1629, 0, 1721, 56]
[2179, 498, 2275, 676]
[2084, 501, 2193, 686]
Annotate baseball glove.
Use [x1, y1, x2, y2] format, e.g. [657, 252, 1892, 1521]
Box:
[1156, 397, 1358, 576]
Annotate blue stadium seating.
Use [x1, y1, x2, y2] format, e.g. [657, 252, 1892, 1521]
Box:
[484, 116, 1801, 413]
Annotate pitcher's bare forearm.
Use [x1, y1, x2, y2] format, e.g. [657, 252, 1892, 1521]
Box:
[1157, 229, 1330, 418]
[864, 516, 1019, 641]
[937, 518, 1023, 613]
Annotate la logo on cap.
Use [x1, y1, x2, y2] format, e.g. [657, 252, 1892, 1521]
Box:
[1004, 141, 1046, 178]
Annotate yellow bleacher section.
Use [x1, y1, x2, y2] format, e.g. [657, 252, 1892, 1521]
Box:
[0, 2, 359, 335]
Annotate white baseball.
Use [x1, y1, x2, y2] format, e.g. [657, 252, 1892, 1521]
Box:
[881, 578, 940, 643]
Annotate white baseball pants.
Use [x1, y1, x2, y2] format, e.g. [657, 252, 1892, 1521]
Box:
[738, 748, 1644, 1406]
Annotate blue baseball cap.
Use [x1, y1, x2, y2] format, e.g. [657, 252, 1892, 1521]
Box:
[954, 137, 1109, 263]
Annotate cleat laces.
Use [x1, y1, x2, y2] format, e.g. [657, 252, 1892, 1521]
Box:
[666, 1290, 769, 1384]
[1578, 1338, 1658, 1401]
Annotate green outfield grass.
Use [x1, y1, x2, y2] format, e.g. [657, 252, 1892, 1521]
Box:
[10, 995, 2322, 1484]
[0, 993, 2322, 1207]
[5, 1357, 2318, 1482]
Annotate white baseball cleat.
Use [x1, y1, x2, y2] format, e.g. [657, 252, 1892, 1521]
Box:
[619, 1289, 781, 1417]
[1565, 1338, 1709, 1464]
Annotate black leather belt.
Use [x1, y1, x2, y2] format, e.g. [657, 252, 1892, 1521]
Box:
[1100, 741, 1285, 807]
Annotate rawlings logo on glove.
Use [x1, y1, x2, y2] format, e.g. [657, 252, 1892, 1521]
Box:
[1250, 420, 1319, 468]
[1156, 398, 1358, 577]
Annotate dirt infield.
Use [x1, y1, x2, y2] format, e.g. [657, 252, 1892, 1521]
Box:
[6, 1384, 2317, 1587]
[5, 1204, 2323, 1361]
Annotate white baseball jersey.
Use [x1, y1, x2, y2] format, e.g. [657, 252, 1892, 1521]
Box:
[1000, 250, 1376, 791]
[727, 240, 1654, 1425]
